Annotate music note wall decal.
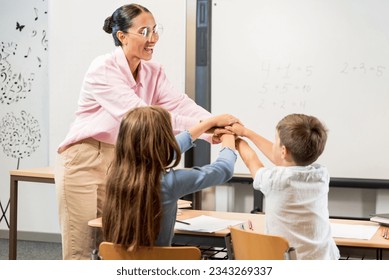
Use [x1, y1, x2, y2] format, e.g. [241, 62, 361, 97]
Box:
[34, 8, 39, 21]
[24, 47, 31, 58]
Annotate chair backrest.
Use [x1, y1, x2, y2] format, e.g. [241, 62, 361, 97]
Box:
[98, 242, 202, 260]
[229, 227, 296, 260]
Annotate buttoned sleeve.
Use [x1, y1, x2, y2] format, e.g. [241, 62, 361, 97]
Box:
[175, 130, 195, 154]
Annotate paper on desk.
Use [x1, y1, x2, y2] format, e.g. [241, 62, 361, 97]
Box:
[175, 215, 244, 233]
[331, 223, 379, 240]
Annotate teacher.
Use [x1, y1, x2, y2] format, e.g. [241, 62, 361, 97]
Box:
[55, 3, 217, 260]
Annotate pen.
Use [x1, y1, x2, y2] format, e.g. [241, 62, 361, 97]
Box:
[248, 219, 253, 231]
[176, 219, 191, 225]
[383, 228, 388, 239]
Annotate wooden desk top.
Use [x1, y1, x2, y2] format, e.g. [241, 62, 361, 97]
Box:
[88, 209, 389, 249]
[88, 217, 103, 228]
[9, 167, 54, 179]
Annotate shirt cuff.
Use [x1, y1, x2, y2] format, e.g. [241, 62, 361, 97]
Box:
[219, 146, 238, 157]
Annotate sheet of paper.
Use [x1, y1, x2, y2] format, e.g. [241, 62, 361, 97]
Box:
[331, 223, 379, 240]
[177, 199, 192, 209]
[175, 215, 244, 233]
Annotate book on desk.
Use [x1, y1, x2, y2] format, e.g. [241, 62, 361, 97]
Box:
[370, 213, 389, 226]
[177, 199, 192, 215]
[174, 215, 244, 233]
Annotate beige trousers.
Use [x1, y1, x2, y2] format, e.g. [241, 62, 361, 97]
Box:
[55, 138, 114, 260]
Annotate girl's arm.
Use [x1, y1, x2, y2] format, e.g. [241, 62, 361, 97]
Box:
[188, 114, 239, 140]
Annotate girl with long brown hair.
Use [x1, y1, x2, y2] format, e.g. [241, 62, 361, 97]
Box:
[102, 106, 238, 250]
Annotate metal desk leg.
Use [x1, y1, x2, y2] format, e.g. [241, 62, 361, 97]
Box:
[224, 233, 234, 260]
[377, 248, 382, 260]
[9, 176, 18, 260]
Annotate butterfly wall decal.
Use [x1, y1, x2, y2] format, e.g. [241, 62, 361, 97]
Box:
[16, 22, 25, 32]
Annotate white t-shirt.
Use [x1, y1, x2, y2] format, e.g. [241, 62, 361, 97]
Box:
[254, 164, 340, 260]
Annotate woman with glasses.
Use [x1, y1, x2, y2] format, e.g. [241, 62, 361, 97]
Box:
[55, 3, 226, 260]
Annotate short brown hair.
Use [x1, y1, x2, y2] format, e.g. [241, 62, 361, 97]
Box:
[276, 114, 328, 166]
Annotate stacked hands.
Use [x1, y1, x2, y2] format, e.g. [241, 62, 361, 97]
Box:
[206, 114, 245, 144]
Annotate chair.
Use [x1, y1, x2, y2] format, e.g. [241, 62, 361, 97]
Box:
[229, 227, 297, 260]
[98, 241, 202, 260]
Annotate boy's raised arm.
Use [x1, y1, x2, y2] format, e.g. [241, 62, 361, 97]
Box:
[235, 138, 263, 178]
[228, 123, 276, 164]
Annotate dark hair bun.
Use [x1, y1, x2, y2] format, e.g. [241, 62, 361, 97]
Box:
[103, 16, 113, 34]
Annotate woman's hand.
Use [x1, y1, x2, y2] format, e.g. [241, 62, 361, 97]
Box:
[190, 114, 241, 142]
[205, 114, 241, 143]
[209, 114, 241, 128]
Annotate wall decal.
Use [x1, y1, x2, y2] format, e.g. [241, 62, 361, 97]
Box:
[16, 21, 25, 32]
[0, 0, 48, 228]
[0, 110, 42, 164]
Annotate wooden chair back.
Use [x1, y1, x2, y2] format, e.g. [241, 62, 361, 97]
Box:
[230, 227, 296, 260]
[98, 242, 202, 260]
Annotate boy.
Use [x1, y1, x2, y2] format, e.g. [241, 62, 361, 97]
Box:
[227, 114, 339, 260]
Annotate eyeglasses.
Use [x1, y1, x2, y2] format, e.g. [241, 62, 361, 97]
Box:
[127, 24, 163, 40]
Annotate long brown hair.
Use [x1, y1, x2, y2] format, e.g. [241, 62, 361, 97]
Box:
[102, 106, 181, 250]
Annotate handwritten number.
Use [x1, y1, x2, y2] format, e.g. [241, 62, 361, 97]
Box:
[340, 62, 348, 74]
[376, 66, 385, 77]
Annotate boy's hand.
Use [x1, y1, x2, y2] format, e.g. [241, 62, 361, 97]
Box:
[226, 123, 246, 137]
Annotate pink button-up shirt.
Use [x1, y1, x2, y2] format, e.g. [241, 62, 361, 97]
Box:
[58, 47, 212, 151]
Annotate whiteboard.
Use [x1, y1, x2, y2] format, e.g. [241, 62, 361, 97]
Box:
[211, 0, 389, 180]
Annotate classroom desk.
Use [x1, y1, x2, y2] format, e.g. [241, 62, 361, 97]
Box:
[88, 209, 389, 260]
[8, 167, 55, 260]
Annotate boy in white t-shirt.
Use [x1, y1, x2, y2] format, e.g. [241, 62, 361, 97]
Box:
[227, 113, 340, 260]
